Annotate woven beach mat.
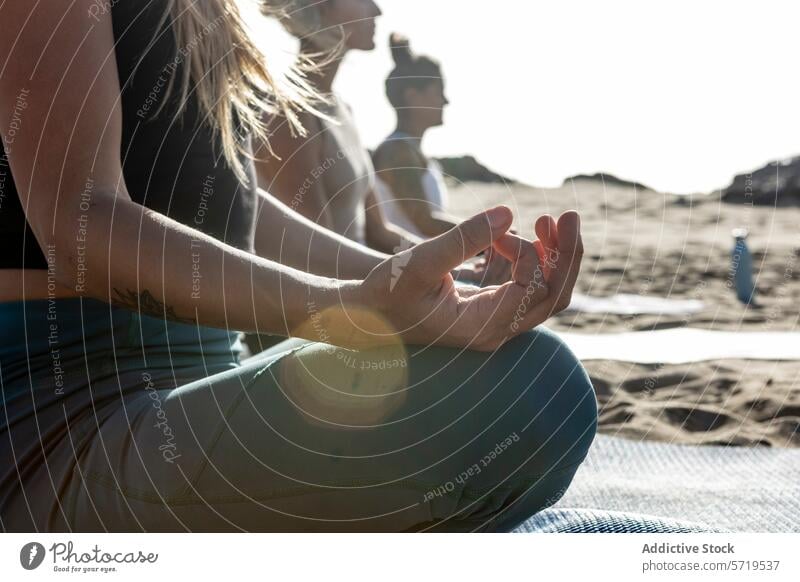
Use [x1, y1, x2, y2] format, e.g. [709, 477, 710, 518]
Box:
[516, 434, 800, 533]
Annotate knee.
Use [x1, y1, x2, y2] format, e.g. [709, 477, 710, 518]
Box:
[488, 327, 598, 476]
[426, 326, 597, 485]
[403, 329, 598, 531]
[467, 328, 597, 529]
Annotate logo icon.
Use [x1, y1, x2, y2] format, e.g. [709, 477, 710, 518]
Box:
[20, 542, 46, 570]
[390, 239, 414, 291]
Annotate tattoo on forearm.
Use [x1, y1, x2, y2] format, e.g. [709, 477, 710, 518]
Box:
[112, 288, 196, 324]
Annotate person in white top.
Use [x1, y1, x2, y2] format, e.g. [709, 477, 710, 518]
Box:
[372, 34, 461, 239]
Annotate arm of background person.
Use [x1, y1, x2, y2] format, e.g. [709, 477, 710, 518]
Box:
[364, 189, 424, 253]
[1, 1, 583, 352]
[252, 111, 392, 278]
[254, 188, 389, 279]
[253, 111, 335, 231]
[373, 140, 458, 237]
[0, 0, 360, 337]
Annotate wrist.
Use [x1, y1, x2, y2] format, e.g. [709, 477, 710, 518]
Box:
[356, 249, 388, 279]
[304, 277, 362, 315]
[303, 277, 392, 349]
[334, 278, 367, 310]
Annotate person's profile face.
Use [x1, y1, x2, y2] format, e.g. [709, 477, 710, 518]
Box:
[320, 0, 382, 51]
[407, 80, 448, 128]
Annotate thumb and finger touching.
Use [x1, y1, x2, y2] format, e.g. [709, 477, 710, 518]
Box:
[528, 211, 582, 322]
[414, 205, 513, 281]
[394, 206, 583, 346]
[506, 210, 583, 333]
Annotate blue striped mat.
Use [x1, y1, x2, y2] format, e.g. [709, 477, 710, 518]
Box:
[515, 434, 800, 533]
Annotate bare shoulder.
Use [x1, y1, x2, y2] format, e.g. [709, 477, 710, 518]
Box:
[255, 109, 324, 174]
[373, 138, 426, 171]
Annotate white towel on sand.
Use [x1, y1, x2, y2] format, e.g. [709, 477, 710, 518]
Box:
[561, 328, 800, 364]
[567, 293, 704, 315]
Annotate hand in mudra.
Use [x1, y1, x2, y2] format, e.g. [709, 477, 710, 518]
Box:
[360, 206, 583, 351]
[450, 246, 513, 286]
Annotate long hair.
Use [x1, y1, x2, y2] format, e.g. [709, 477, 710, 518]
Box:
[259, 0, 345, 51]
[159, 0, 319, 181]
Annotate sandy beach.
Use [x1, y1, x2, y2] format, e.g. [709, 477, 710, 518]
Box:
[448, 178, 800, 448]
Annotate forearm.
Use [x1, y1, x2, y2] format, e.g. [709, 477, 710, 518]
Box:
[54, 193, 360, 337]
[410, 209, 458, 238]
[365, 213, 424, 254]
[254, 189, 388, 279]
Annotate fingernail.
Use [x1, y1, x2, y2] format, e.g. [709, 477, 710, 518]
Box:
[488, 206, 511, 229]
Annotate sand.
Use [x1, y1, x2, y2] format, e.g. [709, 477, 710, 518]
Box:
[447, 178, 800, 448]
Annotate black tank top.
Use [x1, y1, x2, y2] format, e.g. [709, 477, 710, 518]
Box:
[0, 1, 257, 270]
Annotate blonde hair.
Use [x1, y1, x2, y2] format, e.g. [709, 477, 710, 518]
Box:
[260, 0, 345, 51]
[159, 0, 320, 181]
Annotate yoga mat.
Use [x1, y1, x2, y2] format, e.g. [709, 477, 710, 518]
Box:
[568, 293, 705, 315]
[560, 328, 800, 364]
[519, 508, 727, 533]
[515, 434, 800, 533]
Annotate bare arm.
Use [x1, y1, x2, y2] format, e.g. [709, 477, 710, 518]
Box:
[252, 110, 392, 278]
[0, 0, 358, 338]
[253, 112, 335, 231]
[1, 1, 584, 353]
[254, 188, 388, 279]
[373, 141, 457, 237]
[364, 189, 424, 253]
[254, 102, 421, 256]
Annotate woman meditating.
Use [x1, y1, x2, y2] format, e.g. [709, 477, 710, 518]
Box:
[253, 0, 408, 251]
[372, 34, 457, 239]
[0, 0, 596, 532]
[255, 0, 507, 283]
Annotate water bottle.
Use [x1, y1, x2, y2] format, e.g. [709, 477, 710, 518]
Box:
[731, 228, 755, 304]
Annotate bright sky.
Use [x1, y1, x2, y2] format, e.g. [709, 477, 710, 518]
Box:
[241, 0, 800, 194]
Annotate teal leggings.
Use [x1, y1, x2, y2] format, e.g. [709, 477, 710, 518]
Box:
[0, 298, 597, 532]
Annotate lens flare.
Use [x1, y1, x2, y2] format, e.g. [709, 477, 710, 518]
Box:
[284, 305, 409, 428]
